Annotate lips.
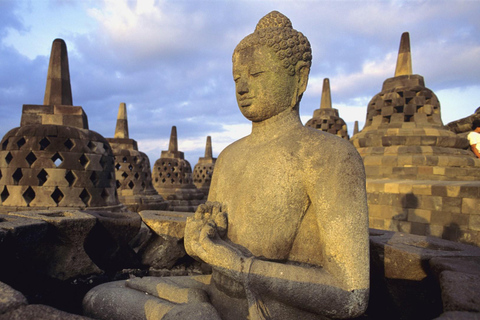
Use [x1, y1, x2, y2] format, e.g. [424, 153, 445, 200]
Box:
[238, 97, 253, 107]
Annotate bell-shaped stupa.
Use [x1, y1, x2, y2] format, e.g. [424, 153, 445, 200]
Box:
[305, 78, 349, 140]
[193, 136, 216, 197]
[0, 39, 123, 211]
[350, 32, 480, 246]
[106, 103, 168, 212]
[152, 126, 204, 211]
[350, 32, 478, 181]
[0, 39, 142, 279]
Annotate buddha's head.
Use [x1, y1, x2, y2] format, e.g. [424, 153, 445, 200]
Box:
[233, 11, 312, 122]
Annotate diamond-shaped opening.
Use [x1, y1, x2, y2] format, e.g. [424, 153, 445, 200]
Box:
[1, 186, 9, 202]
[99, 156, 108, 169]
[87, 141, 96, 151]
[79, 189, 91, 206]
[122, 157, 127, 163]
[16, 137, 26, 149]
[22, 186, 35, 206]
[64, 139, 74, 150]
[170, 178, 175, 184]
[162, 178, 166, 183]
[90, 171, 99, 187]
[128, 181, 134, 189]
[128, 164, 133, 171]
[39, 137, 50, 150]
[26, 151, 37, 167]
[37, 169, 48, 186]
[1, 139, 8, 150]
[78, 154, 89, 168]
[51, 187, 64, 204]
[115, 163, 121, 170]
[134, 172, 139, 179]
[121, 172, 128, 179]
[51, 153, 63, 167]
[65, 170, 76, 187]
[133, 156, 138, 163]
[101, 188, 109, 201]
[116, 180, 121, 189]
[12, 168, 23, 185]
[141, 181, 146, 190]
[5, 152, 13, 164]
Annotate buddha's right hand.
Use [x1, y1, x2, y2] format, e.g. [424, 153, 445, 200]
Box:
[184, 201, 227, 261]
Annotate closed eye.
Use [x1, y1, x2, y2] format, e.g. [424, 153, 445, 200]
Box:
[250, 71, 264, 77]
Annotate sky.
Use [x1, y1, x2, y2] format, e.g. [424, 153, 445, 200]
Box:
[1, 0, 479, 166]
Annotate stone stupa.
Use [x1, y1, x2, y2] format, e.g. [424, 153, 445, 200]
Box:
[192, 136, 216, 197]
[305, 78, 349, 139]
[0, 39, 141, 280]
[350, 32, 480, 245]
[106, 103, 168, 212]
[152, 126, 204, 211]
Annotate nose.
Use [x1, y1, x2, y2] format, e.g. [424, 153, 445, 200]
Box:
[236, 78, 249, 95]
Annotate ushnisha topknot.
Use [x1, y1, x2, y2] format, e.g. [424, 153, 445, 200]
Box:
[234, 11, 312, 76]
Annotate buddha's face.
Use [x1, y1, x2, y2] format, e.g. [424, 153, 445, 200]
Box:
[233, 45, 298, 122]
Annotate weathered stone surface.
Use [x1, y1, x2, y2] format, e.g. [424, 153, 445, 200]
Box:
[84, 11, 369, 320]
[369, 228, 480, 319]
[0, 281, 27, 314]
[434, 311, 480, 320]
[137, 210, 193, 269]
[9, 210, 101, 280]
[440, 271, 480, 312]
[0, 304, 91, 320]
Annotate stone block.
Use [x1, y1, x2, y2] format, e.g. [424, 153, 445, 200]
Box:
[384, 182, 400, 194]
[439, 271, 480, 312]
[470, 215, 480, 232]
[9, 210, 101, 280]
[434, 311, 480, 319]
[410, 221, 428, 235]
[431, 211, 453, 226]
[442, 196, 461, 213]
[407, 208, 432, 223]
[462, 198, 480, 215]
[41, 114, 64, 125]
[0, 281, 27, 314]
[0, 304, 91, 319]
[412, 184, 432, 196]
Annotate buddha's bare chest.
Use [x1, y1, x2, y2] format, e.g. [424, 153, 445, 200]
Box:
[214, 145, 309, 257]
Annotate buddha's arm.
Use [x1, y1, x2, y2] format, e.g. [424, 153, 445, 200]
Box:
[247, 145, 369, 318]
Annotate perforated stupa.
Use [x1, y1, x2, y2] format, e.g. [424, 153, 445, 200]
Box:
[192, 136, 216, 196]
[0, 39, 122, 212]
[152, 126, 204, 211]
[305, 78, 349, 139]
[106, 103, 168, 212]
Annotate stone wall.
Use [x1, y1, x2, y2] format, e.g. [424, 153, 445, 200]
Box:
[367, 179, 480, 246]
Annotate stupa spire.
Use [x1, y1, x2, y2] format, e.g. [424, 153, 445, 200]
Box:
[394, 32, 413, 77]
[168, 126, 178, 152]
[114, 102, 129, 139]
[320, 78, 332, 109]
[44, 39, 73, 105]
[204, 136, 213, 158]
[354, 121, 359, 135]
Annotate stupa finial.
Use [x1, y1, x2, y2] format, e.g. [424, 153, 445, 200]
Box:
[354, 120, 359, 135]
[44, 39, 73, 105]
[168, 126, 178, 152]
[204, 136, 213, 158]
[320, 78, 332, 109]
[114, 102, 129, 139]
[394, 32, 412, 77]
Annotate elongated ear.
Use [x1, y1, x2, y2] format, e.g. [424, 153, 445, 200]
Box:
[295, 61, 310, 96]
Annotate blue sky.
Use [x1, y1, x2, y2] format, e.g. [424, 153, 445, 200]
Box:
[1, 0, 480, 165]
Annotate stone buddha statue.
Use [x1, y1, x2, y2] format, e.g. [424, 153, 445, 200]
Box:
[83, 11, 369, 320]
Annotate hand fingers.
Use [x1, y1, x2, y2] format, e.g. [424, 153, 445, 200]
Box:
[214, 212, 228, 238]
